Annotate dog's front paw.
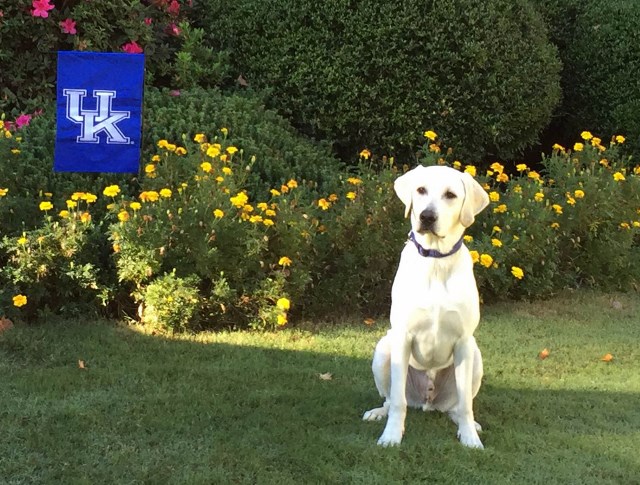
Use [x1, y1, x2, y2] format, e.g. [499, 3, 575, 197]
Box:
[377, 425, 403, 447]
[457, 425, 484, 449]
[363, 406, 388, 421]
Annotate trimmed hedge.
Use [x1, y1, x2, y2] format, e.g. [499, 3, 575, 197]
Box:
[192, 0, 562, 160]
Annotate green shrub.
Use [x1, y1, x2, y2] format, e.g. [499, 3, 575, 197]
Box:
[0, 0, 227, 114]
[535, 0, 640, 157]
[192, 0, 561, 160]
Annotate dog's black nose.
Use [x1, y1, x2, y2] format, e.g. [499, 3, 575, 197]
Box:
[419, 209, 437, 227]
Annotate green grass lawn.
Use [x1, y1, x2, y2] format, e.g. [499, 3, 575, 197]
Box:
[1, 291, 639, 484]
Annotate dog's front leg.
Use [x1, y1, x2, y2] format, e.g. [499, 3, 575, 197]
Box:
[377, 330, 411, 447]
[452, 336, 484, 449]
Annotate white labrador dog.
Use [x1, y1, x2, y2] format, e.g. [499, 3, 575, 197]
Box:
[363, 164, 489, 448]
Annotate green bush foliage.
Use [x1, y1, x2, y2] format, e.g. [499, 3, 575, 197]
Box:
[535, 0, 640, 156]
[192, 0, 561, 159]
[0, 0, 228, 114]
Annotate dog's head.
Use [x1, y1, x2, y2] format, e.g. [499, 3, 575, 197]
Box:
[394, 165, 489, 239]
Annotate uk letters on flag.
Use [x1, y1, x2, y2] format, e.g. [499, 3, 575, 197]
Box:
[54, 51, 145, 173]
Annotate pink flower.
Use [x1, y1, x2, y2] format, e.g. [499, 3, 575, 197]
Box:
[165, 22, 181, 36]
[60, 18, 77, 35]
[15, 114, 32, 129]
[31, 0, 54, 18]
[144, 17, 153, 26]
[169, 90, 181, 97]
[167, 0, 180, 16]
[122, 41, 143, 54]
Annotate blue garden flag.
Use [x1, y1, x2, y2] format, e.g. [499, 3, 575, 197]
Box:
[54, 51, 145, 173]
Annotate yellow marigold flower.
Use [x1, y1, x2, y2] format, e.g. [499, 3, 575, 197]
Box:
[145, 164, 156, 174]
[103, 185, 121, 197]
[513, 185, 522, 193]
[175, 147, 187, 156]
[11, 149, 20, 154]
[496, 173, 509, 183]
[83, 193, 97, 203]
[573, 142, 584, 152]
[213, 209, 224, 219]
[0, 188, 8, 197]
[220, 154, 228, 162]
[463, 235, 473, 243]
[279, 256, 292, 267]
[620, 222, 630, 230]
[634, 166, 640, 175]
[140, 191, 159, 202]
[599, 159, 609, 167]
[615, 135, 626, 144]
[360, 148, 371, 159]
[59, 210, 70, 218]
[491, 238, 502, 247]
[580, 131, 593, 141]
[493, 204, 507, 214]
[424, 130, 437, 141]
[12, 294, 27, 307]
[490, 162, 504, 173]
[215, 176, 224, 183]
[249, 215, 263, 223]
[39, 201, 53, 211]
[226, 146, 238, 155]
[118, 211, 130, 222]
[318, 198, 330, 210]
[347, 177, 362, 185]
[270, 189, 281, 196]
[257, 202, 269, 211]
[551, 222, 560, 229]
[220, 127, 229, 136]
[280, 185, 289, 193]
[528, 171, 541, 181]
[113, 243, 121, 253]
[151, 155, 161, 162]
[516, 163, 528, 172]
[263, 218, 274, 227]
[464, 165, 476, 177]
[160, 188, 172, 198]
[469, 250, 480, 264]
[243, 204, 254, 213]
[66, 200, 77, 209]
[328, 194, 338, 202]
[194, 133, 206, 143]
[493, 226, 502, 233]
[511, 266, 524, 279]
[489, 191, 500, 202]
[157, 139, 169, 149]
[566, 196, 576, 206]
[206, 145, 221, 158]
[18, 236, 27, 245]
[287, 179, 298, 189]
[165, 143, 177, 152]
[346, 191, 357, 200]
[130, 202, 142, 211]
[574, 189, 585, 199]
[277, 314, 288, 326]
[633, 221, 640, 228]
[71, 192, 84, 201]
[590, 137, 601, 147]
[429, 143, 440, 153]
[613, 172, 626, 182]
[453, 161, 462, 169]
[222, 167, 232, 175]
[534, 192, 544, 202]
[480, 254, 493, 268]
[552, 204, 563, 214]
[276, 297, 291, 310]
[80, 212, 91, 223]
[230, 192, 249, 208]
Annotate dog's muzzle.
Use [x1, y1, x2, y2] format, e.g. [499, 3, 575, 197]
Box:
[418, 208, 438, 233]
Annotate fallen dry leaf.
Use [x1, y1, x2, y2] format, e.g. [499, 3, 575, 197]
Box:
[78, 360, 86, 370]
[539, 348, 550, 360]
[600, 353, 614, 362]
[318, 372, 333, 381]
[363, 318, 375, 326]
[0, 316, 14, 333]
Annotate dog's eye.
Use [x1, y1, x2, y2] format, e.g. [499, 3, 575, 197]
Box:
[444, 191, 457, 199]
[417, 187, 427, 195]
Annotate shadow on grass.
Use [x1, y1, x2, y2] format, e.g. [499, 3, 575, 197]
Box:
[0, 322, 638, 484]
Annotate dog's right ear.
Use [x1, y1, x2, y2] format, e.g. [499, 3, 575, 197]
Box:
[394, 169, 416, 218]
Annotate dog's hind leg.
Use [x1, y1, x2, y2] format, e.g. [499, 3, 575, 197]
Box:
[363, 335, 391, 421]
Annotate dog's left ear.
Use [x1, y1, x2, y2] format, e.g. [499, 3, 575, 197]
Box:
[394, 169, 416, 218]
[460, 172, 490, 227]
